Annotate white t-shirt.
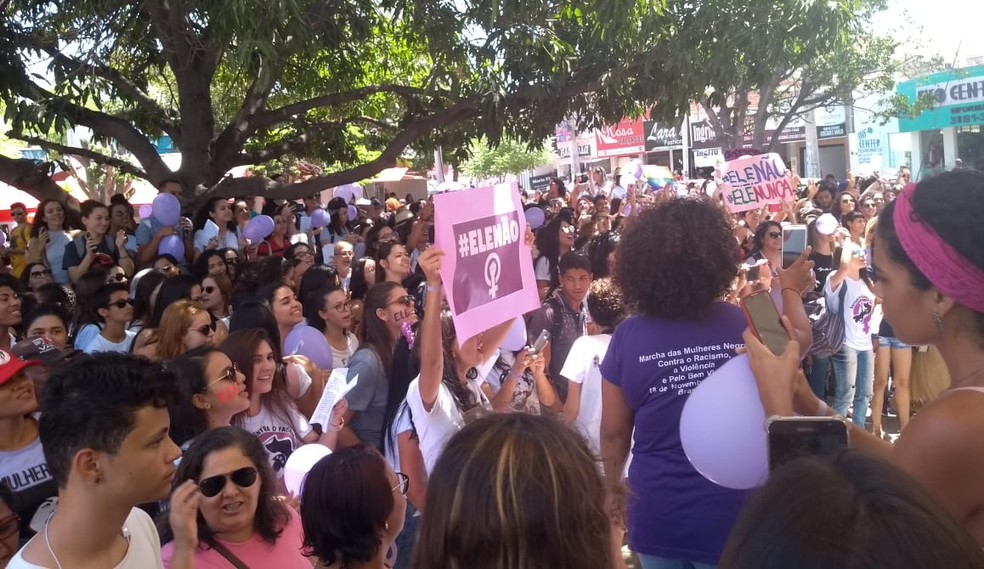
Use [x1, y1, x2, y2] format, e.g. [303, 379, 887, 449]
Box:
[560, 334, 611, 457]
[241, 403, 313, 478]
[406, 376, 488, 476]
[825, 276, 876, 352]
[8, 508, 162, 569]
[82, 330, 137, 354]
[383, 405, 414, 474]
[609, 184, 628, 200]
[330, 331, 360, 368]
[534, 256, 552, 282]
[193, 220, 240, 253]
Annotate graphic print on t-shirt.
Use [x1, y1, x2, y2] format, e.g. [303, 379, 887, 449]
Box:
[851, 296, 875, 334]
[639, 342, 742, 398]
[254, 429, 296, 473]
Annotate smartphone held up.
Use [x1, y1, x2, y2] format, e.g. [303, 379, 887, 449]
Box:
[740, 291, 790, 356]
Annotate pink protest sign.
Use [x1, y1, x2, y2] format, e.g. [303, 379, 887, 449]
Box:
[433, 183, 540, 342]
[716, 153, 796, 213]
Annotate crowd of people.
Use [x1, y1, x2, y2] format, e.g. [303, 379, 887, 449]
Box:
[0, 164, 982, 569]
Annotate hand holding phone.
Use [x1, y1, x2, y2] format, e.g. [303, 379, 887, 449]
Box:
[767, 416, 849, 470]
[529, 329, 551, 355]
[740, 291, 790, 356]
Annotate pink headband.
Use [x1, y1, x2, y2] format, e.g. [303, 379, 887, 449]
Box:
[893, 185, 984, 313]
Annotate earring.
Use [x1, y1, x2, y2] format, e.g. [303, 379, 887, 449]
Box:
[466, 367, 478, 380]
[932, 312, 945, 336]
[385, 523, 390, 530]
[204, 403, 211, 409]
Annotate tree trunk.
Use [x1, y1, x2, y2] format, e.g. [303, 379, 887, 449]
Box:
[0, 156, 77, 207]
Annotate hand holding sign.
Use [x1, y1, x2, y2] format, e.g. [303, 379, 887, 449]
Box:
[418, 248, 444, 288]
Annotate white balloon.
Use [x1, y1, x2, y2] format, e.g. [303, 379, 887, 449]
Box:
[501, 317, 528, 352]
[283, 443, 332, 497]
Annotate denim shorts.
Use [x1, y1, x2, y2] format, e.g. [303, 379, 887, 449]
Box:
[878, 336, 910, 350]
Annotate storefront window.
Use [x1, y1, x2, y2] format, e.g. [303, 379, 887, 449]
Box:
[918, 130, 945, 181]
[957, 126, 984, 170]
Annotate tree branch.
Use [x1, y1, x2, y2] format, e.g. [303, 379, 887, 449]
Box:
[208, 100, 478, 200]
[14, 79, 173, 183]
[249, 85, 431, 132]
[8, 134, 149, 179]
[0, 155, 74, 205]
[16, 33, 178, 138]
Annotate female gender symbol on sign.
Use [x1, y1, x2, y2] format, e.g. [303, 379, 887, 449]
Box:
[485, 252, 502, 299]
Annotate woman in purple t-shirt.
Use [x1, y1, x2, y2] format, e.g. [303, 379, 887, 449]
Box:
[600, 198, 812, 568]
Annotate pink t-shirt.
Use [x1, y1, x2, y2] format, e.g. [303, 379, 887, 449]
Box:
[161, 508, 309, 568]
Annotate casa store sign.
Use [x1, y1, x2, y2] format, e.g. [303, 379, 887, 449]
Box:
[595, 118, 646, 157]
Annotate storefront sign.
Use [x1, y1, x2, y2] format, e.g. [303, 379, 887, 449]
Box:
[527, 173, 553, 193]
[898, 65, 984, 132]
[557, 143, 592, 159]
[595, 118, 646, 157]
[818, 124, 847, 139]
[693, 147, 724, 168]
[690, 120, 719, 149]
[643, 120, 683, 150]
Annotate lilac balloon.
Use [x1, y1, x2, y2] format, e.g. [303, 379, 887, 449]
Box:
[524, 207, 545, 230]
[157, 234, 185, 263]
[310, 208, 329, 229]
[243, 215, 275, 243]
[679, 354, 768, 489]
[138, 204, 153, 220]
[151, 193, 181, 227]
[284, 325, 333, 370]
[347, 205, 358, 221]
[0, 232, 6, 249]
[501, 317, 528, 352]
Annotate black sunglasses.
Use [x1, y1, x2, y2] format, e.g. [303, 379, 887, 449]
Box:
[106, 299, 132, 309]
[767, 232, 782, 239]
[198, 467, 258, 498]
[202, 285, 217, 294]
[193, 322, 216, 336]
[109, 273, 127, 282]
[30, 269, 50, 278]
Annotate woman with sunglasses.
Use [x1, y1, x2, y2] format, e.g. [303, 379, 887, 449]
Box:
[284, 242, 315, 289]
[745, 220, 783, 274]
[221, 330, 342, 483]
[152, 300, 215, 362]
[105, 264, 128, 286]
[19, 262, 52, 303]
[200, 274, 233, 328]
[159, 426, 310, 568]
[133, 275, 203, 358]
[167, 347, 250, 449]
[308, 285, 360, 369]
[300, 445, 407, 569]
[832, 190, 857, 220]
[79, 284, 136, 354]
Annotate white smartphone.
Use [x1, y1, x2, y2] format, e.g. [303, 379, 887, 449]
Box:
[782, 224, 808, 269]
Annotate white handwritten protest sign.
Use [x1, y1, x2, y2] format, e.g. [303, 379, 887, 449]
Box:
[716, 153, 796, 213]
[433, 183, 540, 343]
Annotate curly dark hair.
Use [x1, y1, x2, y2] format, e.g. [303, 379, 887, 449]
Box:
[583, 232, 619, 278]
[750, 220, 781, 258]
[586, 278, 626, 331]
[876, 170, 984, 343]
[614, 198, 740, 319]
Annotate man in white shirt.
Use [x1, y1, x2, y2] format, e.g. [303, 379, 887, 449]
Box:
[8, 354, 199, 569]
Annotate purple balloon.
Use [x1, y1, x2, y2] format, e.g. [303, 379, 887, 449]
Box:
[151, 193, 181, 227]
[157, 234, 185, 263]
[0, 232, 6, 249]
[347, 205, 358, 221]
[524, 207, 545, 230]
[284, 325, 333, 370]
[138, 204, 153, 220]
[243, 215, 275, 243]
[310, 208, 329, 229]
[679, 354, 768, 489]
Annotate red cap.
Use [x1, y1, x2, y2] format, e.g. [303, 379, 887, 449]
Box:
[0, 349, 41, 386]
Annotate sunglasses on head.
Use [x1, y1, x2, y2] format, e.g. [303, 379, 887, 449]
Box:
[106, 299, 132, 309]
[198, 466, 258, 498]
